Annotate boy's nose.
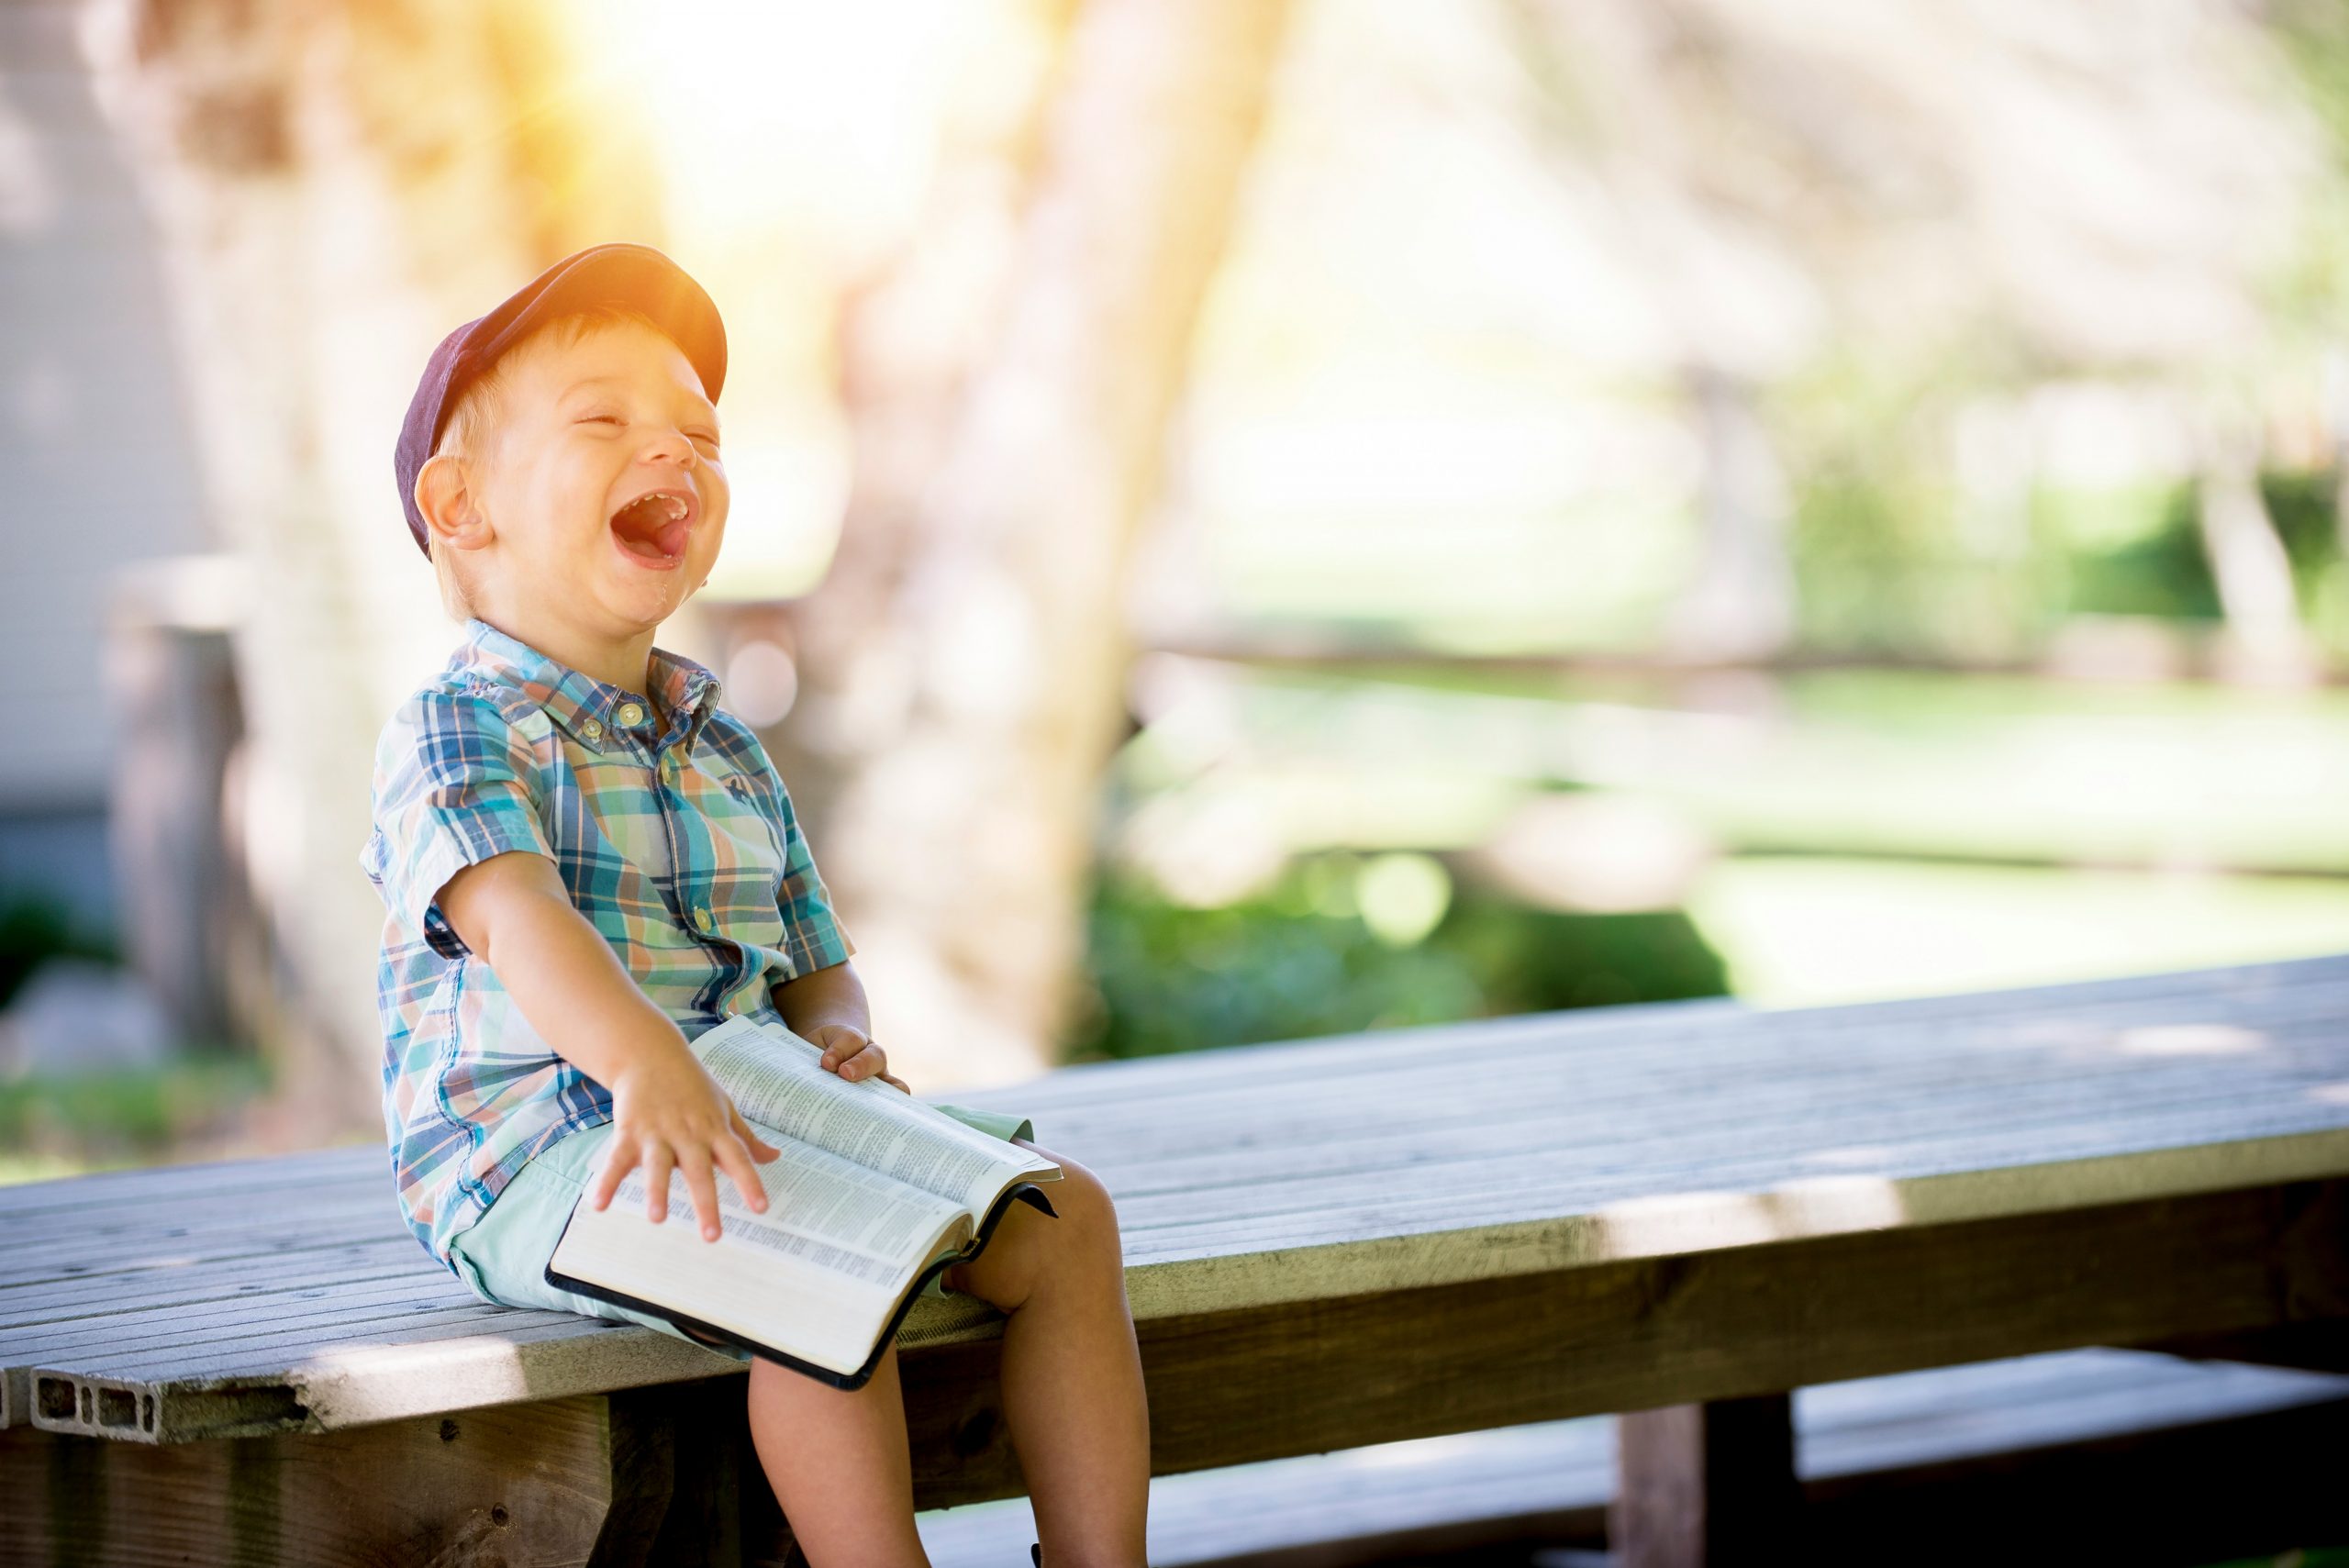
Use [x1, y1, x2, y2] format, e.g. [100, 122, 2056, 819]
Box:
[642, 429, 697, 466]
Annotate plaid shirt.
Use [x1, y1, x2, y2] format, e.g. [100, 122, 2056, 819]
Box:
[362, 617, 853, 1266]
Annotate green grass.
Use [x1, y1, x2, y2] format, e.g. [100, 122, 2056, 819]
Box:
[1068, 863, 1727, 1061]
[1687, 854, 2349, 1007]
[0, 1052, 272, 1184]
[1127, 662, 2349, 873]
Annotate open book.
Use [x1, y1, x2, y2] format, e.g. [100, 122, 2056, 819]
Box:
[545, 1014, 1062, 1388]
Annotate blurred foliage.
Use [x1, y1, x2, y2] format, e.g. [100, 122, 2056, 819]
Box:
[2054, 471, 2341, 623]
[1065, 858, 1728, 1062]
[2274, 0, 2349, 175]
[1773, 347, 2056, 662]
[0, 1052, 269, 1175]
[0, 895, 117, 1011]
[2054, 483, 2221, 621]
[2261, 469, 2344, 583]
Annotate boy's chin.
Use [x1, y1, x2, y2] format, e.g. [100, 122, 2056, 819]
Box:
[596, 561, 701, 624]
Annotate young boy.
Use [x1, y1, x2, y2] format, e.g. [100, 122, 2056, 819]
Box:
[362, 243, 1149, 1567]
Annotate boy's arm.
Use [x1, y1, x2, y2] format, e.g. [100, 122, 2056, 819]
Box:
[437, 849, 778, 1240]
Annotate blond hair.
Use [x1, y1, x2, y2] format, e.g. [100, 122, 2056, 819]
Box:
[422, 304, 680, 621]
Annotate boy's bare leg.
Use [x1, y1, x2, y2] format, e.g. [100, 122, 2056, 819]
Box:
[747, 1344, 931, 1568]
[946, 1146, 1149, 1568]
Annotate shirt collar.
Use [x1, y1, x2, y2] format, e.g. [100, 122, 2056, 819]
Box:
[456, 618, 721, 748]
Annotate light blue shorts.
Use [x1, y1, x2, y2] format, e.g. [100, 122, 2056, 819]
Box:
[446, 1103, 1036, 1362]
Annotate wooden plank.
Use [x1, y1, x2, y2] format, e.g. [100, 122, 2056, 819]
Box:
[963, 953, 2349, 1112]
[1037, 1006, 2349, 1163]
[918, 1353, 2349, 1568]
[0, 1239, 425, 1319]
[0, 1190, 393, 1262]
[1797, 1396, 2349, 1566]
[2139, 1319, 2349, 1374]
[972, 999, 2349, 1145]
[0, 1237, 417, 1306]
[9, 957, 2330, 1258]
[959, 953, 2349, 1118]
[896, 1180, 2349, 1508]
[0, 1145, 376, 1217]
[1096, 1065, 2349, 1227]
[0, 1205, 408, 1288]
[1008, 1006, 2349, 1173]
[1613, 1395, 1798, 1566]
[0, 1388, 754, 1568]
[31, 1314, 740, 1443]
[0, 1186, 388, 1257]
[7, 1273, 479, 1363]
[17, 1135, 2349, 1442]
[1110, 1096, 2349, 1246]
[1110, 1096, 2349, 1251]
[10, 957, 2349, 1443]
[1104, 1128, 2349, 1319]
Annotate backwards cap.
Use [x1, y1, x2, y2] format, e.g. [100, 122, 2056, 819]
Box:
[393, 242, 728, 557]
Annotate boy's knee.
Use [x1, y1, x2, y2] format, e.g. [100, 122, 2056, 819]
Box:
[1043, 1161, 1132, 1310]
[952, 1151, 1122, 1308]
[1046, 1157, 1121, 1254]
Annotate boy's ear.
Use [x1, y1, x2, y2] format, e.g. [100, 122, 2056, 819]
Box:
[416, 453, 493, 554]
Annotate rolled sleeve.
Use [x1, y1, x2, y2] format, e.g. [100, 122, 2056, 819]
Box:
[365, 689, 555, 960]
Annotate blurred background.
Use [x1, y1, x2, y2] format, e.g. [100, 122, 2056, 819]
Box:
[6, 0, 2349, 1181]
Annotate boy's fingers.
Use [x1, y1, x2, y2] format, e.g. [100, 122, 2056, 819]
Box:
[643, 1145, 674, 1224]
[716, 1135, 767, 1215]
[590, 1138, 638, 1212]
[678, 1150, 722, 1242]
[729, 1108, 782, 1166]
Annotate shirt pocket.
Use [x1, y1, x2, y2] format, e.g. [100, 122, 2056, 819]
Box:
[701, 773, 796, 955]
[560, 751, 704, 977]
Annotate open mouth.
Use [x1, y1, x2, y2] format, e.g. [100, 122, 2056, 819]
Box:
[608, 488, 696, 567]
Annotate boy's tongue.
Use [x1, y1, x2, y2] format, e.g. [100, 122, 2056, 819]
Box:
[610, 495, 687, 561]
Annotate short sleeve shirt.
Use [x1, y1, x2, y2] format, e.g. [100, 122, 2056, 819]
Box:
[362, 617, 853, 1266]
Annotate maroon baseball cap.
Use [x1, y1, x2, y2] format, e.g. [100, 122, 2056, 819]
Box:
[394, 242, 728, 557]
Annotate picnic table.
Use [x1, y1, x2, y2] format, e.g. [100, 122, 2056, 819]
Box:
[5, 953, 2347, 1565]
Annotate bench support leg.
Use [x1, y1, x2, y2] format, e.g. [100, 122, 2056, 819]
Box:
[593, 1383, 748, 1568]
[1612, 1392, 1799, 1567]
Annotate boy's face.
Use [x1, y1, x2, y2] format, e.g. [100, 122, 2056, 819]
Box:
[462, 317, 729, 644]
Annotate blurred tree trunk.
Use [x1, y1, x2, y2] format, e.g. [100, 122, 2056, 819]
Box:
[1664, 368, 1798, 663]
[2197, 414, 2315, 685]
[1509, 0, 1804, 666]
[771, 0, 1293, 1087]
[83, 0, 662, 1129]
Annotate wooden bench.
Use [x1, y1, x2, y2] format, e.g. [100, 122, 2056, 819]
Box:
[6, 954, 2348, 1565]
[918, 1347, 2349, 1567]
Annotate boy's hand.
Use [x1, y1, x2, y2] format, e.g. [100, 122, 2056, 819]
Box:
[591, 1040, 782, 1240]
[808, 1024, 910, 1095]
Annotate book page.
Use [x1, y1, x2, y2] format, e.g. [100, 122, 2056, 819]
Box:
[549, 1136, 968, 1376]
[692, 1015, 1060, 1214]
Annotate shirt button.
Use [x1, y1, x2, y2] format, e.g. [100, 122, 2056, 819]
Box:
[580, 718, 604, 740]
[616, 701, 645, 728]
[693, 907, 715, 933]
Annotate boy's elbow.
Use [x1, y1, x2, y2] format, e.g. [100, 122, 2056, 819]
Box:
[438, 851, 566, 964]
